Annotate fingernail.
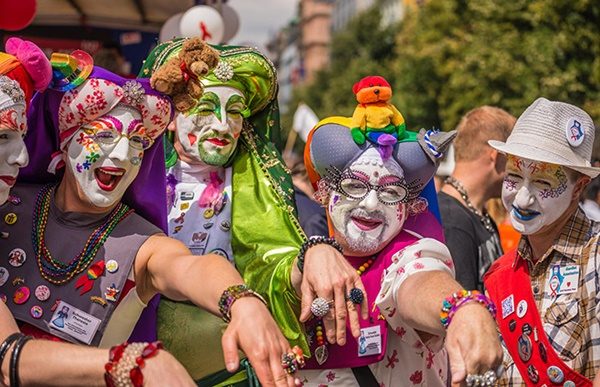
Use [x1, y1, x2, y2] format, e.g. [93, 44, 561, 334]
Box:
[226, 362, 237, 372]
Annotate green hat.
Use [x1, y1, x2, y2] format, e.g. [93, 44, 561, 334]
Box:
[140, 39, 277, 115]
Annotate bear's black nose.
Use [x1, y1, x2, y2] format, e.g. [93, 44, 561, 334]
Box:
[374, 89, 380, 95]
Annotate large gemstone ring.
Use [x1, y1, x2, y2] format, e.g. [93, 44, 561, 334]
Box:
[311, 297, 333, 318]
[347, 288, 364, 304]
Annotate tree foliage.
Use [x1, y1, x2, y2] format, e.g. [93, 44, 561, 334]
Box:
[286, 0, 600, 137]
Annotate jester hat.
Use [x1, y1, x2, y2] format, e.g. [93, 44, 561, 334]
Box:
[305, 116, 455, 199]
[20, 49, 174, 231]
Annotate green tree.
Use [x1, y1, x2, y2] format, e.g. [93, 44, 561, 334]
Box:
[282, 4, 401, 143]
[396, 0, 600, 130]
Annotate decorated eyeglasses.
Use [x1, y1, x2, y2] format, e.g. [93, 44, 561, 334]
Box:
[338, 174, 409, 205]
[82, 126, 153, 151]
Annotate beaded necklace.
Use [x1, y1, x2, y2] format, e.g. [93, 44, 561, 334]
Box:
[444, 176, 495, 233]
[32, 184, 134, 285]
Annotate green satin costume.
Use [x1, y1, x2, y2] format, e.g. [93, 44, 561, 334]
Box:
[140, 42, 309, 385]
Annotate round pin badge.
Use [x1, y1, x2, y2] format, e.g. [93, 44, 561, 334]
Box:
[516, 299, 528, 318]
[203, 208, 215, 219]
[30, 305, 43, 319]
[203, 222, 214, 229]
[565, 117, 585, 147]
[0, 266, 9, 287]
[219, 220, 231, 232]
[547, 366, 564, 384]
[517, 333, 532, 362]
[106, 260, 119, 273]
[34, 285, 51, 301]
[527, 364, 539, 384]
[522, 323, 532, 335]
[563, 381, 576, 387]
[4, 212, 17, 225]
[8, 248, 26, 267]
[13, 286, 30, 304]
[509, 319, 516, 332]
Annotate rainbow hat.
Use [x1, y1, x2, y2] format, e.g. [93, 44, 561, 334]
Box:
[50, 50, 93, 91]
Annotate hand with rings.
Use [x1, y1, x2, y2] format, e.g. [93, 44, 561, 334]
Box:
[445, 302, 504, 386]
[295, 243, 368, 346]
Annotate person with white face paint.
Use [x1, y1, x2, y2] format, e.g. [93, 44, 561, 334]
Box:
[0, 39, 197, 387]
[3, 48, 298, 387]
[484, 98, 600, 386]
[295, 116, 503, 386]
[139, 41, 356, 386]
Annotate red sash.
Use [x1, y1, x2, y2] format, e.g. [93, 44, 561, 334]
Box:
[484, 249, 591, 386]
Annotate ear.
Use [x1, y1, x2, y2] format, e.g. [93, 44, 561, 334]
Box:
[573, 175, 591, 200]
[167, 115, 177, 132]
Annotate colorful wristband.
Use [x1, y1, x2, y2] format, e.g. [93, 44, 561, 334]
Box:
[104, 341, 163, 387]
[297, 236, 343, 273]
[440, 289, 496, 329]
[218, 284, 268, 323]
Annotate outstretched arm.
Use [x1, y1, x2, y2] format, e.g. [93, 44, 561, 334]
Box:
[137, 234, 296, 387]
[0, 302, 193, 387]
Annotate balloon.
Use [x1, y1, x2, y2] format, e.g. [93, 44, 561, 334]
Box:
[179, 5, 224, 44]
[220, 4, 240, 43]
[159, 12, 183, 42]
[0, 0, 36, 31]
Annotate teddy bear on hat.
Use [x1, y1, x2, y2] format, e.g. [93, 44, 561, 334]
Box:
[150, 37, 219, 112]
[350, 75, 407, 147]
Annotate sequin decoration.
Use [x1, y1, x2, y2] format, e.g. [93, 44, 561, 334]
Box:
[122, 80, 146, 105]
[0, 76, 25, 105]
[214, 61, 234, 82]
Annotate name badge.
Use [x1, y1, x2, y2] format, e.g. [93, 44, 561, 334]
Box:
[49, 300, 101, 344]
[358, 325, 382, 357]
[548, 264, 579, 296]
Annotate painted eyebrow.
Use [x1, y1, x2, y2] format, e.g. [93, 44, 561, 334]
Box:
[198, 92, 220, 106]
[97, 115, 124, 132]
[379, 175, 402, 185]
[226, 94, 246, 110]
[349, 170, 370, 181]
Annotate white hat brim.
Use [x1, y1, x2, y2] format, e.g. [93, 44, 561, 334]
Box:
[489, 140, 600, 178]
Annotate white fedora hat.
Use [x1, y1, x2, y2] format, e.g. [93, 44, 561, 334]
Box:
[489, 97, 600, 178]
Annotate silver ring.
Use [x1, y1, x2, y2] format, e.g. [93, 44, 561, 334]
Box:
[310, 297, 333, 318]
[466, 370, 497, 386]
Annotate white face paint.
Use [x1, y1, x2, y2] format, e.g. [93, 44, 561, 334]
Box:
[328, 148, 409, 256]
[175, 86, 246, 166]
[502, 155, 576, 235]
[0, 89, 28, 205]
[66, 104, 148, 208]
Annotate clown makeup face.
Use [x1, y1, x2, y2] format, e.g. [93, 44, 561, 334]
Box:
[328, 148, 409, 256]
[175, 86, 246, 166]
[0, 94, 28, 205]
[502, 155, 576, 235]
[65, 104, 150, 208]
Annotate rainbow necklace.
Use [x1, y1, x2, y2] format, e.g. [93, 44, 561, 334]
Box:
[32, 184, 134, 285]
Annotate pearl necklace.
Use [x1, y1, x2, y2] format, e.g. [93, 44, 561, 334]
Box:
[444, 177, 495, 233]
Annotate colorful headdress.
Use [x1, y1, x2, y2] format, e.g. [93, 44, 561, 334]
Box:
[0, 37, 52, 113]
[140, 39, 277, 116]
[305, 116, 455, 198]
[50, 50, 94, 91]
[21, 52, 174, 231]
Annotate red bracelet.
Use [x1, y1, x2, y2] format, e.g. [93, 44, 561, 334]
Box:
[104, 341, 163, 387]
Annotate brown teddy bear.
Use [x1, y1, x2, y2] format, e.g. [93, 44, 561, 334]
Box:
[151, 37, 219, 112]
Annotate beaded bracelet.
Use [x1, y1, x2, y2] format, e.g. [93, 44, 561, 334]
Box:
[218, 284, 268, 323]
[104, 341, 163, 387]
[297, 236, 344, 273]
[440, 289, 496, 329]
